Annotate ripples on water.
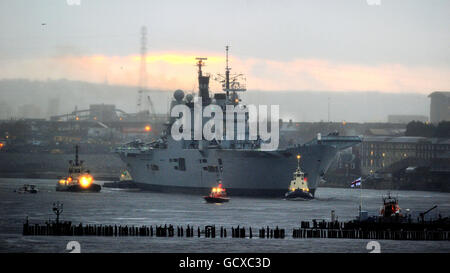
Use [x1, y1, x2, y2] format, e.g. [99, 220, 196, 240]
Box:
[0, 178, 449, 253]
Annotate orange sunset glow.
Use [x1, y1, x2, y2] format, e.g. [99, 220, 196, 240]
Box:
[0, 51, 449, 94]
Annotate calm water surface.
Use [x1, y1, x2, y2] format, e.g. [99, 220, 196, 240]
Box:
[0, 178, 449, 253]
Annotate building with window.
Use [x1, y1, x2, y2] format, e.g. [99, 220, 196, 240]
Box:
[360, 136, 450, 175]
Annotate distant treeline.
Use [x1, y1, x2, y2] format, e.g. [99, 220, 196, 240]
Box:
[405, 121, 450, 138]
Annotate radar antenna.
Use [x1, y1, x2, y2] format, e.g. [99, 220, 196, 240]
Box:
[195, 57, 211, 104]
[195, 57, 208, 77]
[214, 46, 246, 104]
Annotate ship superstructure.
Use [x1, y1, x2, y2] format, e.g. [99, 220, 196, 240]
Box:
[116, 47, 361, 197]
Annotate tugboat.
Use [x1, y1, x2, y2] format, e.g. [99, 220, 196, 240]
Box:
[15, 184, 38, 194]
[56, 145, 101, 192]
[204, 181, 230, 203]
[119, 170, 133, 182]
[103, 170, 138, 189]
[284, 155, 314, 200]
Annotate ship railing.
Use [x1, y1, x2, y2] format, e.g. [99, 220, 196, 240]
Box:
[304, 136, 362, 146]
[320, 136, 362, 142]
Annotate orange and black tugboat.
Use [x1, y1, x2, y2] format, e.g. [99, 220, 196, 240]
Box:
[56, 145, 101, 192]
[380, 192, 402, 218]
[204, 181, 229, 203]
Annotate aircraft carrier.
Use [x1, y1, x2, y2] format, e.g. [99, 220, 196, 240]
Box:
[116, 47, 361, 197]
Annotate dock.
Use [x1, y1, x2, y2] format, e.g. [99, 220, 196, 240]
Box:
[22, 219, 449, 241]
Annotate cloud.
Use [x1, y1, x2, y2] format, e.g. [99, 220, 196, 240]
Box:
[0, 51, 448, 94]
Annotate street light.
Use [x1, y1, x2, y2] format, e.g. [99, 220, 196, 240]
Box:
[52, 201, 63, 224]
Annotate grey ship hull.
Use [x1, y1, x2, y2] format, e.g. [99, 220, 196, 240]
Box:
[118, 140, 339, 197]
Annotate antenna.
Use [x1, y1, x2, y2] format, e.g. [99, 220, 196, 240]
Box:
[213, 45, 246, 103]
[75, 144, 79, 166]
[327, 97, 330, 123]
[225, 45, 230, 96]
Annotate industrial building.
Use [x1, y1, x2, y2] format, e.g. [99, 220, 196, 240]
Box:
[387, 114, 428, 124]
[428, 91, 450, 124]
[360, 136, 450, 176]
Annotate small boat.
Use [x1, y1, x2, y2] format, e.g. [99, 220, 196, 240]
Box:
[284, 155, 314, 200]
[56, 145, 101, 192]
[103, 170, 138, 189]
[357, 192, 408, 223]
[204, 182, 229, 203]
[15, 184, 38, 194]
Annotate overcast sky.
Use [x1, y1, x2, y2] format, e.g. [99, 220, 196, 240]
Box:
[0, 0, 449, 93]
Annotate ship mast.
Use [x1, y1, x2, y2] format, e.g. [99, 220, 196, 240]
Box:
[225, 46, 230, 98]
[196, 57, 207, 77]
[75, 144, 79, 166]
[195, 57, 210, 104]
[214, 45, 246, 104]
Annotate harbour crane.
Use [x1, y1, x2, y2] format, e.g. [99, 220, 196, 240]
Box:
[420, 205, 438, 223]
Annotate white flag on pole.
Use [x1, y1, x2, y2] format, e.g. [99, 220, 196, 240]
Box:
[350, 177, 362, 188]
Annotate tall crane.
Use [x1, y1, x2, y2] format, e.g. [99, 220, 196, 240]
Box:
[137, 26, 155, 120]
[147, 95, 156, 121]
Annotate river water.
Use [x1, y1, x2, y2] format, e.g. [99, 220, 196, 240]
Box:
[0, 178, 449, 253]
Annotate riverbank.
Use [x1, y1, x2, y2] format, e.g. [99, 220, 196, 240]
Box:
[321, 175, 450, 193]
[0, 171, 118, 181]
[0, 152, 124, 181]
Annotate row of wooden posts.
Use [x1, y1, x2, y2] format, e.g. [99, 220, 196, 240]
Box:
[300, 220, 450, 231]
[293, 228, 450, 240]
[22, 221, 286, 239]
[23, 221, 449, 241]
